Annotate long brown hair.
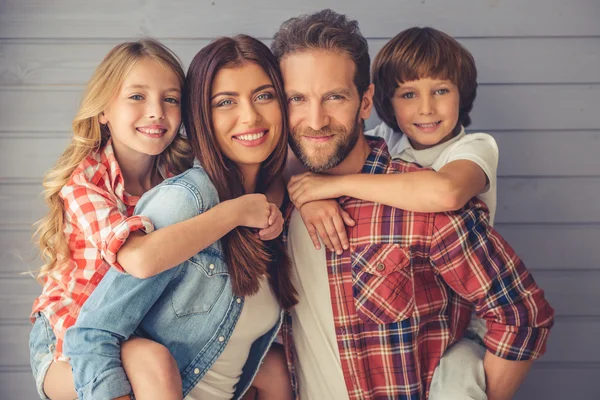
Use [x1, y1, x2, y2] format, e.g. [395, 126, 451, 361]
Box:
[183, 35, 297, 309]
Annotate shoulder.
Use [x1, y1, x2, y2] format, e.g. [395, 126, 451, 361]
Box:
[144, 166, 219, 210]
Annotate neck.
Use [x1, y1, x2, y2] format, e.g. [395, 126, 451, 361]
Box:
[326, 134, 371, 176]
[238, 163, 260, 193]
[111, 142, 157, 196]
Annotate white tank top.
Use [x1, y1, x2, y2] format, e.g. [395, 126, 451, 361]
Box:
[186, 277, 280, 400]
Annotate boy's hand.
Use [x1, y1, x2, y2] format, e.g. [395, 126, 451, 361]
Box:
[288, 172, 342, 209]
[259, 203, 284, 241]
[299, 200, 355, 254]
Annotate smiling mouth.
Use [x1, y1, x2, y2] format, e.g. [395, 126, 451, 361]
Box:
[233, 131, 267, 141]
[137, 127, 167, 135]
[414, 121, 441, 129]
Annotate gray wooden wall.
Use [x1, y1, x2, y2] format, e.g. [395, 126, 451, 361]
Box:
[1, 0, 599, 398]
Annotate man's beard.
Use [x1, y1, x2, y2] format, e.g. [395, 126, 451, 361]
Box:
[289, 108, 362, 173]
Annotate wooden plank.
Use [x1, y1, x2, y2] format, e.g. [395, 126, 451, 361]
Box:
[3, 131, 600, 180]
[2, 37, 599, 86]
[2, 85, 599, 133]
[496, 224, 600, 271]
[515, 366, 600, 400]
[0, 371, 39, 400]
[496, 177, 600, 224]
[1, 0, 599, 39]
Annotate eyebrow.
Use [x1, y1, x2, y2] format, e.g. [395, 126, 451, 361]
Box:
[323, 88, 354, 98]
[124, 84, 181, 93]
[211, 84, 275, 100]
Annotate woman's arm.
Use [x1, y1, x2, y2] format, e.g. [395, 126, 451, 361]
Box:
[288, 159, 488, 212]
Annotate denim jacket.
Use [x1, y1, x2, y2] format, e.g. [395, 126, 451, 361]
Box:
[63, 166, 282, 400]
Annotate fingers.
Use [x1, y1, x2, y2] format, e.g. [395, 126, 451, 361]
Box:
[332, 214, 349, 251]
[305, 223, 322, 250]
[341, 210, 356, 226]
[260, 205, 284, 240]
[313, 222, 335, 253]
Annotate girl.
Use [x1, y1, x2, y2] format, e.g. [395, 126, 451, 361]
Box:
[63, 35, 297, 400]
[30, 38, 194, 400]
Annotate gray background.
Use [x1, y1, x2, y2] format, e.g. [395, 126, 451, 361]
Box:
[1, 0, 599, 398]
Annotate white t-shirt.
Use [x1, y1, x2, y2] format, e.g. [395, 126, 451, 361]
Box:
[186, 278, 280, 400]
[368, 122, 499, 225]
[287, 209, 350, 400]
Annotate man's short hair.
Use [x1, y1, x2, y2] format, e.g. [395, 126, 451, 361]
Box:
[372, 27, 478, 131]
[271, 9, 371, 97]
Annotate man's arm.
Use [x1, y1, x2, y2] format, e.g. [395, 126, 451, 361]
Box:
[429, 202, 554, 397]
[484, 352, 533, 400]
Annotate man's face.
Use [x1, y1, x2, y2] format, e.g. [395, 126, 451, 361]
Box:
[280, 50, 371, 172]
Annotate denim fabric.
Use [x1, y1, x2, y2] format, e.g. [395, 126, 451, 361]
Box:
[64, 166, 282, 399]
[29, 312, 54, 399]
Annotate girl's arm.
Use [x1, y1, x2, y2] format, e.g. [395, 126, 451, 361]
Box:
[289, 159, 488, 213]
[118, 192, 274, 279]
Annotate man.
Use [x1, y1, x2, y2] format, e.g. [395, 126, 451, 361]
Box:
[272, 9, 554, 400]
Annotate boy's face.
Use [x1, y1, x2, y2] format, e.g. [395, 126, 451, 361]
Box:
[391, 77, 460, 150]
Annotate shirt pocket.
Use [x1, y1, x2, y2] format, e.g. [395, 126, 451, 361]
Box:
[351, 243, 414, 325]
[170, 253, 228, 317]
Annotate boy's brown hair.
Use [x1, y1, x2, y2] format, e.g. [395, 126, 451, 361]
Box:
[372, 27, 477, 132]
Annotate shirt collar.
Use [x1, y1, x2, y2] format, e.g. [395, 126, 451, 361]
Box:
[394, 125, 466, 162]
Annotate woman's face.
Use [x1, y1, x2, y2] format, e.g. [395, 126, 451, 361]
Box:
[210, 62, 282, 169]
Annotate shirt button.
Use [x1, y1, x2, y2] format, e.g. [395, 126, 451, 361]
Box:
[209, 264, 215, 270]
[376, 263, 385, 271]
[194, 368, 200, 375]
[218, 336, 225, 342]
[236, 298, 242, 304]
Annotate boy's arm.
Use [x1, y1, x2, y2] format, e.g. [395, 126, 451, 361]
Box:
[429, 205, 554, 397]
[288, 159, 487, 212]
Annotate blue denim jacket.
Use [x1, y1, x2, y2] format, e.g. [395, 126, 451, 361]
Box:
[63, 166, 282, 400]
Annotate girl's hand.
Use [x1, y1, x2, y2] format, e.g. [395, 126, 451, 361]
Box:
[232, 194, 271, 229]
[288, 172, 343, 209]
[259, 204, 284, 241]
[299, 200, 355, 254]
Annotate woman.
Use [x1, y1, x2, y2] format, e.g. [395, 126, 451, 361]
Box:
[63, 35, 297, 400]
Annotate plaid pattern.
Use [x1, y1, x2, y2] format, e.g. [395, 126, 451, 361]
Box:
[31, 140, 155, 361]
[283, 137, 554, 399]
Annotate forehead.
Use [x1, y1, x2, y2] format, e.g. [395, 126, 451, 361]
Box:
[279, 50, 357, 95]
[122, 58, 180, 88]
[211, 62, 272, 92]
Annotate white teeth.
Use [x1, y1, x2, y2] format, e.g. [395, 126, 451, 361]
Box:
[236, 131, 265, 141]
[416, 122, 440, 128]
[138, 128, 165, 134]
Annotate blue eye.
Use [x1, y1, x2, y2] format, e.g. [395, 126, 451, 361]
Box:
[328, 94, 345, 101]
[129, 94, 144, 100]
[256, 92, 274, 101]
[216, 99, 234, 107]
[165, 97, 180, 104]
[401, 92, 416, 99]
[288, 96, 303, 103]
[435, 88, 449, 95]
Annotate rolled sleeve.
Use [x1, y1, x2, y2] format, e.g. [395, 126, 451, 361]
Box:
[102, 215, 154, 272]
[76, 366, 132, 400]
[429, 201, 554, 361]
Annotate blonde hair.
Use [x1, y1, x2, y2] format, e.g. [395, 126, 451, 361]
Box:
[34, 38, 193, 281]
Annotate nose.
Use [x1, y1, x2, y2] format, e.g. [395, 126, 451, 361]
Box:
[306, 102, 330, 131]
[147, 98, 165, 120]
[240, 101, 260, 126]
[418, 94, 435, 116]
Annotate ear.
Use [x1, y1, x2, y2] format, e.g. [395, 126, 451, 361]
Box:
[359, 84, 375, 121]
[98, 111, 108, 125]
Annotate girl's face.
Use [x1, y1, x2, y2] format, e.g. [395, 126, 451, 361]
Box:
[391, 77, 460, 150]
[100, 58, 182, 161]
[210, 62, 282, 169]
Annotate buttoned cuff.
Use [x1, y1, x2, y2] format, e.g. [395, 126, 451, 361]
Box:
[76, 366, 132, 400]
[483, 322, 551, 361]
[102, 215, 154, 272]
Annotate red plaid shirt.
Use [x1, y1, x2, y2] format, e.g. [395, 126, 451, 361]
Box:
[282, 137, 554, 399]
[31, 139, 156, 361]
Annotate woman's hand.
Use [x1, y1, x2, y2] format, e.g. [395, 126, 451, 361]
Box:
[288, 172, 343, 209]
[299, 200, 355, 254]
[259, 204, 284, 241]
